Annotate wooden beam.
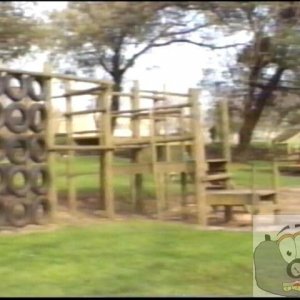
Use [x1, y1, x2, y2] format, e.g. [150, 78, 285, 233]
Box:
[100, 85, 115, 219]
[64, 109, 106, 116]
[44, 63, 57, 221]
[49, 145, 114, 151]
[0, 67, 113, 85]
[220, 98, 231, 163]
[130, 81, 144, 214]
[189, 88, 208, 226]
[65, 80, 77, 214]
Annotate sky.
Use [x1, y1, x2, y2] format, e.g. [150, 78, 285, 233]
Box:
[7, 1, 251, 113]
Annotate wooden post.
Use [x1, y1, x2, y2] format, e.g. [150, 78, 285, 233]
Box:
[44, 63, 57, 221]
[150, 109, 164, 220]
[130, 81, 144, 213]
[272, 159, 279, 203]
[180, 109, 188, 216]
[100, 84, 115, 219]
[165, 143, 171, 209]
[250, 163, 259, 216]
[189, 88, 208, 226]
[162, 85, 170, 211]
[220, 98, 231, 163]
[64, 79, 77, 214]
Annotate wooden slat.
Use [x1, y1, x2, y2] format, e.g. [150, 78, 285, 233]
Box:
[49, 145, 114, 151]
[219, 99, 231, 162]
[114, 135, 193, 146]
[0, 67, 113, 85]
[64, 109, 106, 116]
[52, 86, 104, 99]
[101, 85, 115, 219]
[189, 88, 208, 226]
[139, 89, 188, 97]
[130, 81, 144, 214]
[203, 173, 231, 182]
[65, 80, 77, 214]
[207, 159, 228, 163]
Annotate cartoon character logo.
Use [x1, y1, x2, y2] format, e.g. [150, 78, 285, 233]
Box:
[254, 224, 300, 296]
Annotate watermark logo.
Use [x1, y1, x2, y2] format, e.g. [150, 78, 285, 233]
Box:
[253, 215, 300, 297]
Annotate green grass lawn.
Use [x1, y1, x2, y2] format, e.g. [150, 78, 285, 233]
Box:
[0, 221, 252, 296]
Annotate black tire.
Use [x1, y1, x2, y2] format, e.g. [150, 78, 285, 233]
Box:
[31, 197, 51, 225]
[3, 74, 27, 102]
[0, 164, 9, 194]
[5, 136, 29, 165]
[6, 166, 30, 197]
[26, 76, 47, 102]
[0, 76, 4, 95]
[4, 103, 29, 133]
[30, 166, 50, 195]
[6, 198, 31, 227]
[28, 103, 47, 133]
[0, 103, 4, 129]
[0, 200, 6, 226]
[0, 137, 6, 161]
[28, 135, 47, 163]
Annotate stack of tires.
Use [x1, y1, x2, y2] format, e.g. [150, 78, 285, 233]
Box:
[0, 73, 51, 227]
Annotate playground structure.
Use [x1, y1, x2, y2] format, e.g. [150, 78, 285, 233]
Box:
[0, 66, 282, 228]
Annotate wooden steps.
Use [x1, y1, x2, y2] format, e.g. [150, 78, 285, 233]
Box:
[204, 173, 231, 182]
[279, 164, 300, 174]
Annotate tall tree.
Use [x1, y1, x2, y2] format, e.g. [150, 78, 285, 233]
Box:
[47, 2, 228, 120]
[177, 1, 300, 153]
[0, 2, 44, 62]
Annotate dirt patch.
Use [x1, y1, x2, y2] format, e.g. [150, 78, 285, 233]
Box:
[3, 188, 300, 235]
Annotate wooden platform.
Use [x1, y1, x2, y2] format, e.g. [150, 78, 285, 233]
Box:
[206, 189, 279, 221]
[207, 189, 276, 205]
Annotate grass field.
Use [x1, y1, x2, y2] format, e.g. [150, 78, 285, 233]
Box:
[0, 221, 252, 296]
[0, 156, 295, 296]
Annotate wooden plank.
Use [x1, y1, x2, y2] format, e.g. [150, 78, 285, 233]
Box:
[64, 108, 106, 116]
[114, 162, 195, 175]
[130, 81, 144, 214]
[272, 160, 279, 204]
[101, 85, 115, 219]
[52, 86, 104, 99]
[0, 67, 113, 85]
[56, 171, 99, 177]
[49, 145, 114, 151]
[114, 135, 193, 146]
[65, 80, 77, 214]
[219, 98, 231, 163]
[149, 110, 164, 220]
[133, 109, 182, 117]
[207, 189, 275, 196]
[203, 173, 231, 182]
[44, 63, 57, 221]
[189, 88, 208, 226]
[139, 89, 189, 97]
[207, 159, 228, 163]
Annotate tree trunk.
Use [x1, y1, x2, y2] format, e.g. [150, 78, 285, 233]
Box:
[237, 67, 285, 155]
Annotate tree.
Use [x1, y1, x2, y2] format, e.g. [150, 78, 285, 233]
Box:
[48, 1, 234, 128]
[0, 2, 44, 62]
[178, 1, 300, 153]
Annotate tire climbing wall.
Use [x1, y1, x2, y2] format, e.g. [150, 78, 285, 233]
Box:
[0, 72, 50, 227]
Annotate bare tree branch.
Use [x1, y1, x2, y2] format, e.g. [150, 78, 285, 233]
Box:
[152, 39, 247, 49]
[162, 22, 212, 37]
